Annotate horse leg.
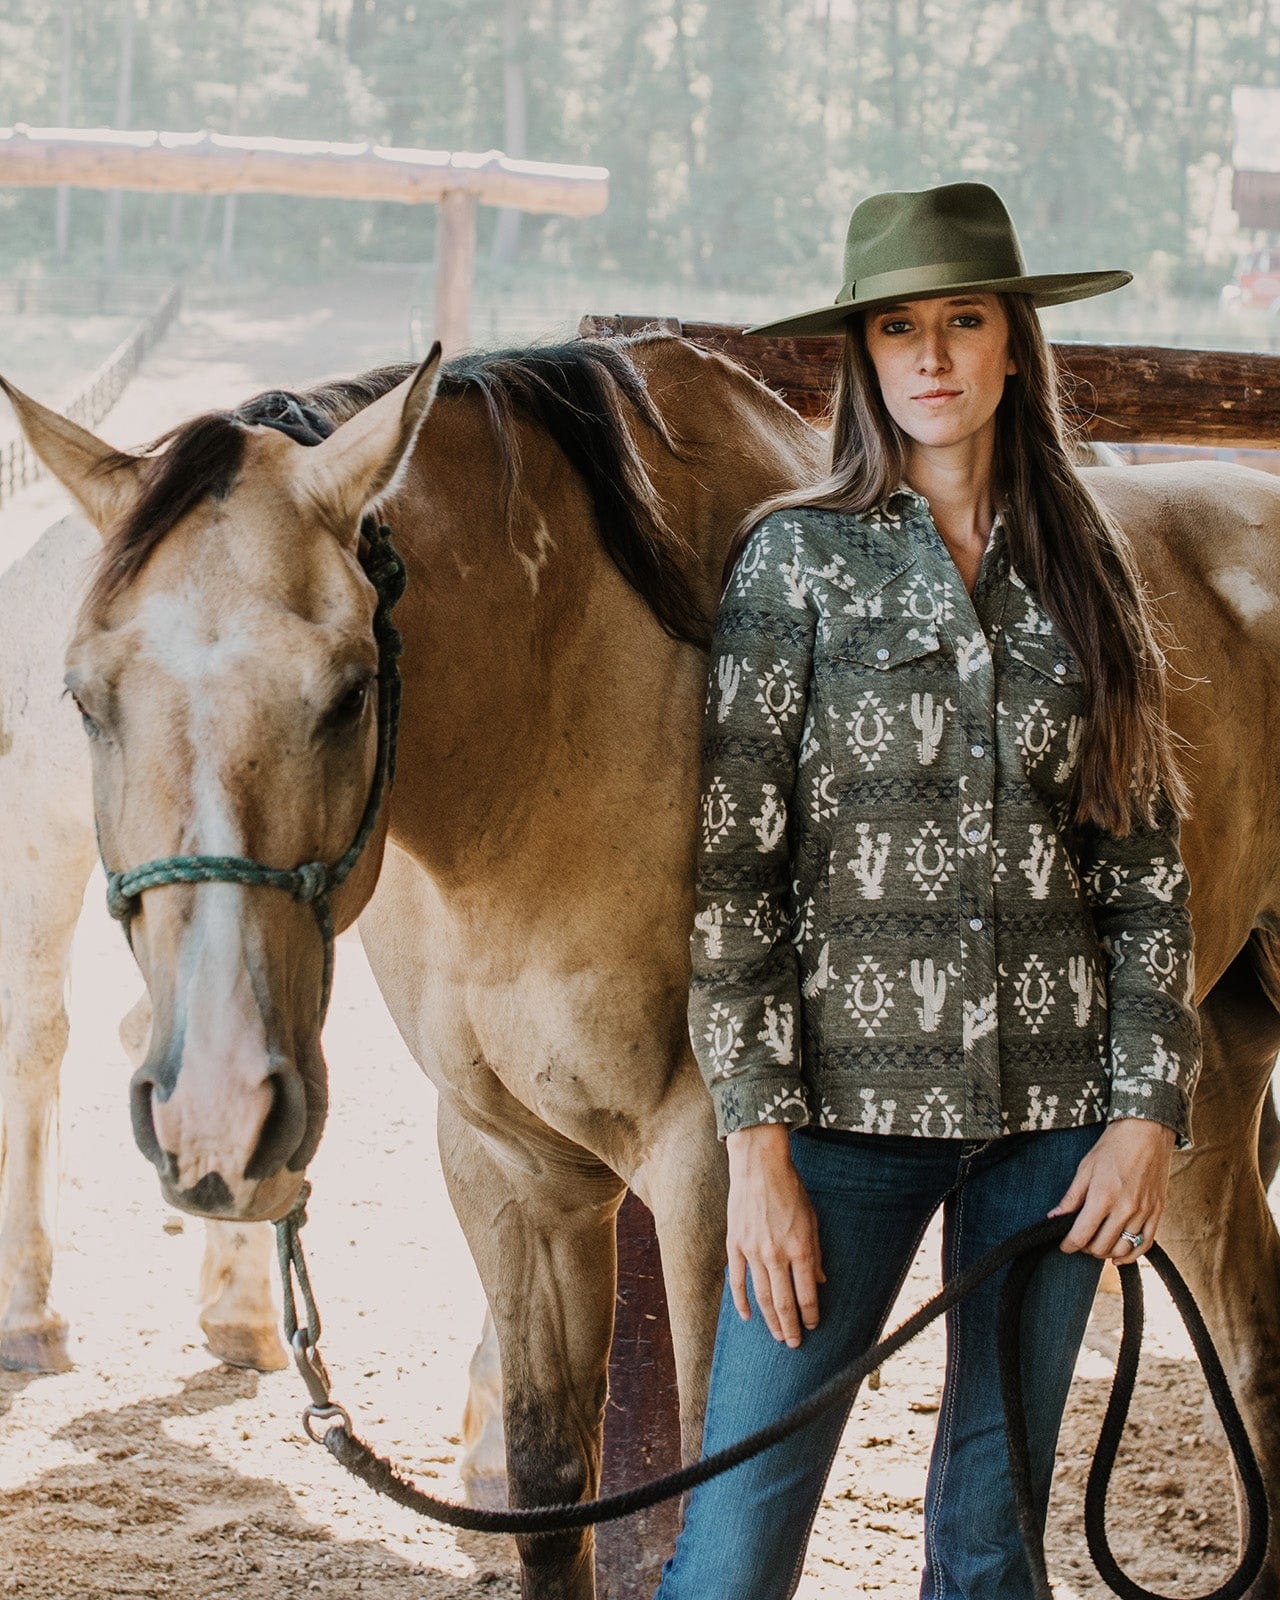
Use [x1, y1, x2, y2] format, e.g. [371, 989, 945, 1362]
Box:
[1163, 950, 1280, 1598]
[460, 1307, 508, 1507]
[0, 858, 90, 1373]
[197, 1221, 286, 1371]
[625, 1076, 729, 1464]
[438, 1096, 626, 1600]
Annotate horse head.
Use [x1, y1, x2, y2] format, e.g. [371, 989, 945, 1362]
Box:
[1, 347, 440, 1222]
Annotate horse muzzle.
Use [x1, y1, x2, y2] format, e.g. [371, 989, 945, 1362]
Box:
[130, 1053, 313, 1221]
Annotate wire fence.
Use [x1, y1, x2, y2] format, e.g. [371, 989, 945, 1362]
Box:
[0, 280, 182, 507]
[0, 276, 173, 317]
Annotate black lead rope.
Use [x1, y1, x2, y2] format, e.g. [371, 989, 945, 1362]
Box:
[999, 1233, 1267, 1600]
[277, 1206, 1267, 1597]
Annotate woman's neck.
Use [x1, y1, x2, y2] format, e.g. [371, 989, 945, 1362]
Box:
[902, 423, 1000, 548]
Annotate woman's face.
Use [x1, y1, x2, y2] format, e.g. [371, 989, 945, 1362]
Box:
[862, 293, 1016, 453]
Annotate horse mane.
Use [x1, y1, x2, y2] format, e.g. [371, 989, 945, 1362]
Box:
[82, 339, 710, 648]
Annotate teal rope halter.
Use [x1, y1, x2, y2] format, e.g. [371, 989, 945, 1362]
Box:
[101, 519, 406, 1028]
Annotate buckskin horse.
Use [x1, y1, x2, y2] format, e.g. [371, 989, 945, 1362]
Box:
[0, 508, 287, 1375]
[4, 332, 1280, 1598]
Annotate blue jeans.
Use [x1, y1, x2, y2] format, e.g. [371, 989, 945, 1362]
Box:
[654, 1122, 1104, 1600]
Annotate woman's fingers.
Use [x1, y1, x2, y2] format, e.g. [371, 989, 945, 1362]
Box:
[793, 1257, 822, 1332]
[767, 1258, 804, 1347]
[1060, 1188, 1111, 1254]
[729, 1248, 751, 1321]
[1068, 1201, 1162, 1261]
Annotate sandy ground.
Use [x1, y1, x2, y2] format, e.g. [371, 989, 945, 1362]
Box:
[0, 283, 1270, 1597]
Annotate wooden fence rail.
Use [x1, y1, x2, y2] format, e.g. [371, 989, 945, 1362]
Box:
[0, 280, 182, 507]
[581, 315, 1280, 450]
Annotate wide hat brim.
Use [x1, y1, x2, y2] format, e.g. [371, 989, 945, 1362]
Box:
[745, 268, 1132, 337]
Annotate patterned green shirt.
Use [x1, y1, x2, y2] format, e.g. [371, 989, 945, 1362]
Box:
[690, 489, 1200, 1145]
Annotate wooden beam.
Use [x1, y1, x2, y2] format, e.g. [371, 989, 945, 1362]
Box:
[579, 316, 1280, 450]
[435, 189, 477, 357]
[0, 125, 608, 216]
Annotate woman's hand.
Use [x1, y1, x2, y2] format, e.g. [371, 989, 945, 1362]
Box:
[1049, 1117, 1176, 1260]
[725, 1124, 825, 1348]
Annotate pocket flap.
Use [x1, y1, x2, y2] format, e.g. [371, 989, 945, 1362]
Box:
[1004, 632, 1084, 685]
[824, 618, 942, 670]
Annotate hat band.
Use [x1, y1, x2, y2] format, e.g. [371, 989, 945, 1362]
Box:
[839, 258, 1027, 306]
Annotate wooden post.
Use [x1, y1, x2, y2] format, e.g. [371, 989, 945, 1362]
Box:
[597, 1192, 682, 1599]
[435, 188, 477, 357]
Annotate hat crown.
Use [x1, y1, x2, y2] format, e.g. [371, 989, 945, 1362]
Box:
[840, 182, 1028, 303]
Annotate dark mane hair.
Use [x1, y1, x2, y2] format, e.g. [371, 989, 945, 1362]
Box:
[82, 339, 709, 648]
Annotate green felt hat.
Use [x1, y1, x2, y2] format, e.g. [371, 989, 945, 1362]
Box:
[746, 181, 1131, 337]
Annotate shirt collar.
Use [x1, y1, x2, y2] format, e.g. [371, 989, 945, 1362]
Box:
[881, 482, 1007, 539]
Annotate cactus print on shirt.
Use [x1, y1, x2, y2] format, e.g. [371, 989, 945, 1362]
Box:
[691, 490, 1201, 1144]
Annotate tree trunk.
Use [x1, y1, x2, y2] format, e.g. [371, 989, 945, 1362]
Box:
[103, 0, 135, 277]
[491, 0, 529, 268]
[1177, 1, 1202, 260]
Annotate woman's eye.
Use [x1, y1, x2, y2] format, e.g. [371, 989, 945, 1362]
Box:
[954, 314, 983, 328]
[881, 319, 911, 335]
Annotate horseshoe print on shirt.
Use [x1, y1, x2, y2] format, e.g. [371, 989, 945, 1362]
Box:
[692, 494, 1200, 1145]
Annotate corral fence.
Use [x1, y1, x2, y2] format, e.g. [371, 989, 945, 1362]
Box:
[0, 279, 182, 506]
[0, 274, 174, 317]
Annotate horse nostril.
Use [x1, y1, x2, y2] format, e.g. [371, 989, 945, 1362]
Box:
[180, 1172, 235, 1214]
[245, 1068, 308, 1181]
[129, 1072, 164, 1169]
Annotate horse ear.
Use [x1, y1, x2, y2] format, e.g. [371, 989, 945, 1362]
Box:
[0, 375, 144, 537]
[298, 343, 443, 537]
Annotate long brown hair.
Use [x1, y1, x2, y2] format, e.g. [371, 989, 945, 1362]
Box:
[729, 297, 1188, 835]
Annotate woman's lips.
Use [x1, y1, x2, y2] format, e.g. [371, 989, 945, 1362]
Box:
[913, 390, 962, 403]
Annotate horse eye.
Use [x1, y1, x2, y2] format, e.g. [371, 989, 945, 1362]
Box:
[322, 677, 373, 733]
[67, 690, 103, 741]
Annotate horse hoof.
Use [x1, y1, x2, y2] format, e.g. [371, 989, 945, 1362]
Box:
[0, 1315, 73, 1374]
[202, 1321, 288, 1373]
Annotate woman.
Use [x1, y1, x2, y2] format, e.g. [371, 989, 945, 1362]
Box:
[656, 182, 1201, 1599]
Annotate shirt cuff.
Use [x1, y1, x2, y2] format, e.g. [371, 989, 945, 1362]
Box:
[1106, 1078, 1192, 1148]
[711, 1077, 812, 1140]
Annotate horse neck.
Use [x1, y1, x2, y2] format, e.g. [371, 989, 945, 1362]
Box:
[384, 396, 692, 892]
[380, 354, 824, 896]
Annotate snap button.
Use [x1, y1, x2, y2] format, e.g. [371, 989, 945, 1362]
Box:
[970, 744, 984, 758]
[973, 1006, 988, 1022]
[876, 648, 890, 661]
[969, 917, 983, 931]
[965, 828, 983, 844]
[1053, 662, 1067, 675]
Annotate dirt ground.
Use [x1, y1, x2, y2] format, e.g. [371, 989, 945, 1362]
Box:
[0, 284, 1269, 1598]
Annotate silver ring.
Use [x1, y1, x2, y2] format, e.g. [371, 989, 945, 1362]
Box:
[1120, 1229, 1144, 1249]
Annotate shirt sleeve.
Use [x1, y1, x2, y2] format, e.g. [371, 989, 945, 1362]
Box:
[1071, 790, 1202, 1146]
[689, 515, 817, 1139]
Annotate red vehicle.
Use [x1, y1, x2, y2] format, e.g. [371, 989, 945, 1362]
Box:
[1222, 246, 1280, 313]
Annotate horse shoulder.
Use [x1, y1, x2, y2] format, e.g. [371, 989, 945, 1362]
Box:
[1087, 462, 1280, 638]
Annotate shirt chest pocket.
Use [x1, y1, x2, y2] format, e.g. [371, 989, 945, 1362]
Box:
[816, 617, 951, 780]
[1001, 631, 1087, 793]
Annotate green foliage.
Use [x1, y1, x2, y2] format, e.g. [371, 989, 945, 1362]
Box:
[2, 0, 1279, 293]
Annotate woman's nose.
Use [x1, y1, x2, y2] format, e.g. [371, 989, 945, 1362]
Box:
[917, 336, 951, 374]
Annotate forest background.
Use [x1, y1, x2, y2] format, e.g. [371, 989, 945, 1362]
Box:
[1, 0, 1279, 343]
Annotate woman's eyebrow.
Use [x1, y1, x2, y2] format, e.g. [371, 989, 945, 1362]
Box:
[875, 297, 988, 314]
